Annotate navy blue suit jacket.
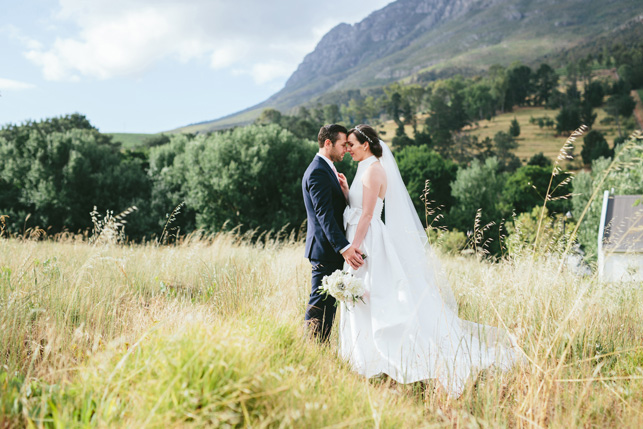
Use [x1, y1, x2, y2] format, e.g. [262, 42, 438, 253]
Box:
[302, 155, 350, 263]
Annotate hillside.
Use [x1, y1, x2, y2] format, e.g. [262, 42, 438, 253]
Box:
[173, 0, 643, 133]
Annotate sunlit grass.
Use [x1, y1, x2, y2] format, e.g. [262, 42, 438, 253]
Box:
[2, 231, 643, 427]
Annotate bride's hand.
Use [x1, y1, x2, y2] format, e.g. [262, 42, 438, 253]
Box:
[338, 173, 349, 199]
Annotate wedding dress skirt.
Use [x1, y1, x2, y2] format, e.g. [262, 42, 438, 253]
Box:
[339, 156, 519, 397]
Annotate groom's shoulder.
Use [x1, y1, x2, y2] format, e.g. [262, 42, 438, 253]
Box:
[304, 156, 324, 177]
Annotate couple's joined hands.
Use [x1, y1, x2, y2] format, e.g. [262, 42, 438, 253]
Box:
[342, 246, 364, 270]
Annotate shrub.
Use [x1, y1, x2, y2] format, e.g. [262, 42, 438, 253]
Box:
[581, 130, 612, 165]
[503, 165, 572, 215]
[504, 206, 575, 256]
[509, 118, 521, 137]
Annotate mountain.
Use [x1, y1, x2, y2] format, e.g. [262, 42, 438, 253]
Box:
[174, 0, 643, 133]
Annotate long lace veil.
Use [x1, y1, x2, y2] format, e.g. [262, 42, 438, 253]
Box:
[379, 141, 459, 313]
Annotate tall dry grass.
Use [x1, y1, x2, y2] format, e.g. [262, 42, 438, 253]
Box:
[2, 231, 643, 427]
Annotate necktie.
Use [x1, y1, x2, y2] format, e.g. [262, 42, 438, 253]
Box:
[330, 164, 339, 181]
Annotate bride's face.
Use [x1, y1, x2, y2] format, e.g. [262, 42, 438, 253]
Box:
[347, 133, 368, 161]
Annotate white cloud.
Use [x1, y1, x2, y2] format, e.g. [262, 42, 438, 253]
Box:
[3, 24, 43, 50]
[22, 0, 391, 84]
[243, 61, 295, 85]
[0, 77, 36, 91]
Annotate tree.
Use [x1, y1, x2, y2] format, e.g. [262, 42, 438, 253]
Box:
[580, 130, 612, 165]
[450, 158, 507, 252]
[323, 104, 341, 124]
[164, 124, 317, 234]
[565, 62, 579, 96]
[488, 64, 509, 113]
[401, 98, 414, 129]
[578, 57, 593, 87]
[617, 64, 635, 89]
[362, 96, 379, 123]
[385, 88, 404, 130]
[392, 132, 415, 147]
[579, 101, 597, 129]
[257, 108, 282, 125]
[449, 133, 494, 164]
[424, 78, 469, 158]
[509, 118, 521, 137]
[311, 103, 325, 124]
[148, 134, 197, 235]
[606, 93, 636, 137]
[506, 64, 533, 108]
[464, 82, 495, 121]
[556, 104, 582, 135]
[401, 84, 425, 131]
[503, 165, 572, 215]
[534, 64, 559, 106]
[0, 116, 151, 238]
[493, 131, 520, 172]
[142, 134, 171, 148]
[413, 129, 432, 148]
[527, 152, 552, 167]
[584, 81, 605, 108]
[394, 146, 457, 221]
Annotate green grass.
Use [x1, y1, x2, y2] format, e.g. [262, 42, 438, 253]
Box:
[108, 132, 160, 149]
[170, 107, 264, 134]
[464, 105, 621, 162]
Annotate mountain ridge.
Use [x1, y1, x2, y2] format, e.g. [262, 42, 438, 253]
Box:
[172, 0, 643, 134]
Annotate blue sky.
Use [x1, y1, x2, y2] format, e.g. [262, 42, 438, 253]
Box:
[1, 0, 390, 133]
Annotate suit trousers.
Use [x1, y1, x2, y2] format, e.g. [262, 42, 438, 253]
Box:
[305, 259, 344, 342]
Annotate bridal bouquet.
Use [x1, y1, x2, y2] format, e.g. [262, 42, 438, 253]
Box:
[319, 270, 366, 307]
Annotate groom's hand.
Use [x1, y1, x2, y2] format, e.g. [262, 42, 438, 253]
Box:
[338, 173, 349, 193]
[337, 173, 349, 201]
[341, 246, 364, 270]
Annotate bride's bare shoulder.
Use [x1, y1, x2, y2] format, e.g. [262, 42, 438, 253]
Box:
[363, 160, 386, 181]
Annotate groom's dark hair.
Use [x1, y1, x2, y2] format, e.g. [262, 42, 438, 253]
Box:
[318, 124, 348, 148]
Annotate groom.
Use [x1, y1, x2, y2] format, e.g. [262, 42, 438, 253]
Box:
[302, 124, 364, 342]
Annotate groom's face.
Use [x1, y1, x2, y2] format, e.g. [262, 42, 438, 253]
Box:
[328, 132, 347, 162]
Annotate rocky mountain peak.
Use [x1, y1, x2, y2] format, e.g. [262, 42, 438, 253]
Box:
[285, 0, 482, 90]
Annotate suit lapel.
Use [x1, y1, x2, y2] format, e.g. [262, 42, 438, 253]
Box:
[315, 156, 342, 194]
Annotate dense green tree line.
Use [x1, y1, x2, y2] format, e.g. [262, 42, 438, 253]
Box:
[0, 118, 326, 240]
[0, 114, 578, 251]
[0, 115, 153, 238]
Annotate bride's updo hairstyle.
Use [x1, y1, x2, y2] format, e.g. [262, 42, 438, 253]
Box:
[348, 124, 382, 158]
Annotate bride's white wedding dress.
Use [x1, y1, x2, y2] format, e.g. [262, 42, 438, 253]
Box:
[339, 145, 520, 397]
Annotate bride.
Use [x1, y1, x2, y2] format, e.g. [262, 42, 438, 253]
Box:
[337, 124, 520, 397]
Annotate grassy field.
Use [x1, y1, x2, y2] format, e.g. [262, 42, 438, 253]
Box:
[464, 105, 623, 162]
[2, 232, 643, 427]
[171, 107, 263, 134]
[376, 104, 627, 164]
[107, 133, 160, 149]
